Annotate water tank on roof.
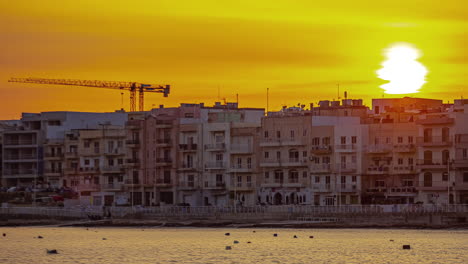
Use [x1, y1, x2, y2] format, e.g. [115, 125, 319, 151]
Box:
[352, 99, 363, 106]
[342, 99, 352, 106]
[319, 101, 330, 107]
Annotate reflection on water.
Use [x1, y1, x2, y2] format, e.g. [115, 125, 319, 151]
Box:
[0, 227, 467, 263]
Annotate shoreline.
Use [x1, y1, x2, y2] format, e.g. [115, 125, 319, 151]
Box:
[2, 219, 468, 230]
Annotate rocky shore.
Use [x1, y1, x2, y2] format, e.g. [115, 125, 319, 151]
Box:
[2, 218, 468, 229]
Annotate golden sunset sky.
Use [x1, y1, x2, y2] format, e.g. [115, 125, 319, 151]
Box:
[0, 0, 467, 119]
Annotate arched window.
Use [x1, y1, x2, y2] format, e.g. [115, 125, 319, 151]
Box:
[424, 172, 432, 187]
[442, 150, 450, 165]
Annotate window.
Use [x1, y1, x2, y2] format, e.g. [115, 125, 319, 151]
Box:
[264, 171, 269, 179]
[216, 174, 223, 184]
[303, 151, 307, 158]
[312, 137, 320, 145]
[188, 175, 195, 187]
[237, 157, 242, 168]
[375, 180, 385, 187]
[289, 170, 299, 183]
[322, 156, 330, 164]
[276, 151, 281, 160]
[303, 129, 307, 136]
[216, 153, 223, 161]
[352, 176, 357, 182]
[290, 130, 295, 138]
[108, 159, 114, 166]
[84, 159, 90, 165]
[442, 150, 450, 165]
[117, 141, 123, 148]
[163, 171, 171, 183]
[386, 137, 390, 144]
[325, 176, 330, 184]
[463, 149, 467, 159]
[397, 137, 403, 143]
[398, 158, 403, 165]
[351, 136, 357, 144]
[84, 141, 90, 148]
[424, 172, 433, 187]
[315, 176, 320, 183]
[463, 172, 468, 183]
[351, 155, 357, 163]
[264, 131, 269, 138]
[247, 157, 252, 168]
[408, 158, 414, 165]
[264, 152, 269, 159]
[341, 136, 346, 144]
[442, 172, 448, 181]
[323, 137, 330, 145]
[246, 176, 252, 185]
[274, 170, 283, 183]
[276, 131, 281, 138]
[402, 179, 413, 187]
[302, 171, 307, 178]
[408, 136, 414, 144]
[237, 175, 242, 187]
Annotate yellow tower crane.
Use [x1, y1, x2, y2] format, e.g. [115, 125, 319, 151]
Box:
[8, 77, 170, 112]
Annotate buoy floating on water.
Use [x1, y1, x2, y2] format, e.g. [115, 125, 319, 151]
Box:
[102, 238, 107, 240]
[225, 246, 232, 250]
[309, 236, 314, 239]
[2, 233, 5, 237]
[402, 245, 411, 250]
[273, 234, 278, 237]
[390, 239, 394, 242]
[233, 240, 239, 244]
[46, 249, 58, 254]
[293, 235, 298, 238]
[38, 236, 43, 239]
[225, 233, 230, 236]
[247, 241, 251, 244]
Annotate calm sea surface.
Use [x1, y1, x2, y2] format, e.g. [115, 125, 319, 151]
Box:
[0, 227, 467, 264]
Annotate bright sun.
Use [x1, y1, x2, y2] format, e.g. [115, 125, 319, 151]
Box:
[376, 43, 428, 94]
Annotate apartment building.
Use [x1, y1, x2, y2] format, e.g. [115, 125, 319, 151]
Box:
[259, 111, 312, 205]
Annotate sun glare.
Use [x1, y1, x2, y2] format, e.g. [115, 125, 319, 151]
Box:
[377, 43, 428, 94]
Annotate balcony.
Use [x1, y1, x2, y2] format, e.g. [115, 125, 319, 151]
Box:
[230, 144, 253, 154]
[393, 166, 417, 174]
[125, 120, 142, 129]
[366, 144, 392, 154]
[124, 179, 141, 187]
[179, 163, 196, 171]
[125, 139, 140, 147]
[64, 151, 78, 159]
[178, 181, 197, 190]
[312, 184, 334, 192]
[44, 169, 63, 176]
[101, 183, 123, 191]
[393, 144, 416, 153]
[101, 166, 124, 173]
[230, 182, 255, 191]
[78, 167, 100, 174]
[205, 143, 225, 151]
[366, 166, 390, 175]
[205, 161, 226, 169]
[335, 144, 357, 152]
[125, 158, 140, 166]
[2, 169, 37, 178]
[366, 187, 417, 194]
[261, 182, 283, 188]
[259, 138, 304, 147]
[339, 184, 360, 192]
[155, 119, 173, 128]
[310, 163, 331, 173]
[104, 148, 125, 156]
[230, 165, 253, 173]
[179, 143, 198, 152]
[3, 139, 37, 146]
[156, 178, 172, 188]
[416, 159, 448, 170]
[416, 117, 454, 125]
[156, 138, 172, 146]
[335, 163, 357, 173]
[3, 154, 38, 161]
[310, 145, 332, 154]
[260, 158, 307, 167]
[416, 136, 452, 147]
[75, 183, 100, 192]
[417, 185, 448, 191]
[44, 152, 64, 159]
[453, 159, 468, 168]
[156, 158, 172, 166]
[204, 181, 226, 190]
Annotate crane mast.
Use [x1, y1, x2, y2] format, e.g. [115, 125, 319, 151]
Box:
[8, 77, 170, 112]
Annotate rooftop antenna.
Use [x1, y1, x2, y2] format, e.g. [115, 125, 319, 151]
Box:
[236, 93, 239, 105]
[217, 86, 220, 101]
[266, 87, 269, 114]
[337, 83, 340, 100]
[120, 92, 124, 109]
